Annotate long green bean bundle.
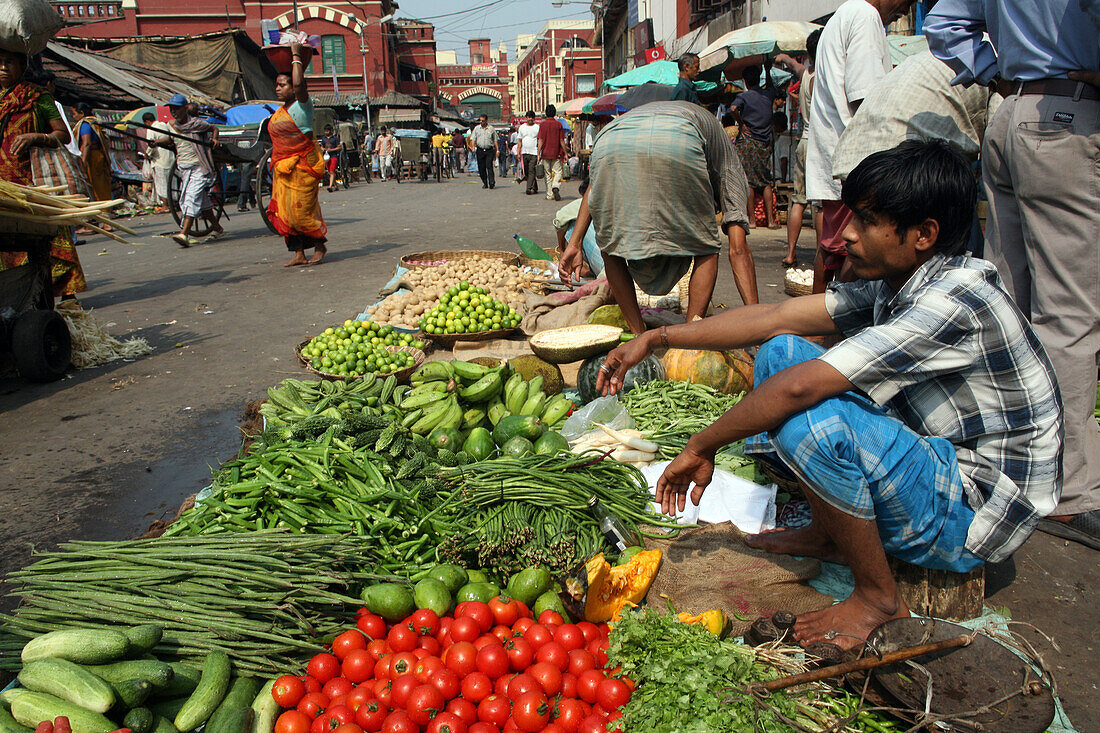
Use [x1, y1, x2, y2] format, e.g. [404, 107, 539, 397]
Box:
[1, 532, 404, 674]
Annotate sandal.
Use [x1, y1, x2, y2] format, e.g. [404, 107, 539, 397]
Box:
[171, 233, 193, 248]
[1037, 510, 1100, 550]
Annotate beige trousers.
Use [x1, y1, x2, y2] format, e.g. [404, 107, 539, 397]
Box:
[541, 158, 563, 197]
[982, 88, 1100, 515]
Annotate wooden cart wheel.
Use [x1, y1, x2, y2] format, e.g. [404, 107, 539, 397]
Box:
[12, 309, 71, 382]
[255, 150, 278, 235]
[339, 150, 352, 189]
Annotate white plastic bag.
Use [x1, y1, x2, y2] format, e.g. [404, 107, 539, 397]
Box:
[561, 395, 634, 443]
[0, 0, 63, 55]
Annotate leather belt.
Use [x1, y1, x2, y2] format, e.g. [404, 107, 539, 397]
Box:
[1016, 79, 1100, 101]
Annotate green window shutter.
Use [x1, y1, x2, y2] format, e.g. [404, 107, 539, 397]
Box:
[321, 35, 345, 74]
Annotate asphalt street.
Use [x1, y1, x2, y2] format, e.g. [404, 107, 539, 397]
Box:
[0, 172, 1095, 726]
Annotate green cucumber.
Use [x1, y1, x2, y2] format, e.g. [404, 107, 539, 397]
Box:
[21, 629, 130, 665]
[0, 708, 31, 733]
[151, 714, 181, 733]
[248, 681, 278, 733]
[0, 689, 27, 708]
[208, 708, 252, 733]
[205, 678, 261, 733]
[110, 679, 154, 710]
[173, 651, 231, 732]
[123, 626, 164, 655]
[156, 664, 200, 699]
[83, 660, 173, 688]
[149, 698, 189, 720]
[18, 658, 116, 713]
[10, 691, 116, 733]
[123, 707, 155, 733]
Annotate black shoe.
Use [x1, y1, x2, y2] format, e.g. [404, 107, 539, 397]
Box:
[489, 184, 495, 189]
[553, 188, 561, 201]
[483, 184, 488, 189]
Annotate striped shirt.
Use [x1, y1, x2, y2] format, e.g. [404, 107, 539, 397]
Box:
[819, 255, 1063, 563]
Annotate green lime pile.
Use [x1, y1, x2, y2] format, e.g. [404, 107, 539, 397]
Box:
[303, 319, 425, 377]
[418, 282, 521, 335]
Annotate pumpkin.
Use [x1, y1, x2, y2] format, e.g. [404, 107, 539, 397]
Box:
[677, 609, 729, 637]
[578, 549, 662, 623]
[659, 348, 754, 394]
[577, 352, 665, 403]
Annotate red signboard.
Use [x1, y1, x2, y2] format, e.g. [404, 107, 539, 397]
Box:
[644, 45, 666, 63]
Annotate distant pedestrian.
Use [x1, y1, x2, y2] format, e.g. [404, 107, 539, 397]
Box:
[321, 124, 340, 191]
[144, 114, 174, 213]
[497, 129, 509, 177]
[374, 127, 397, 181]
[469, 115, 496, 189]
[155, 93, 225, 246]
[671, 53, 702, 105]
[731, 62, 785, 230]
[451, 129, 466, 173]
[71, 103, 111, 203]
[137, 111, 155, 205]
[509, 127, 520, 179]
[537, 104, 567, 200]
[518, 111, 540, 194]
[361, 128, 374, 181]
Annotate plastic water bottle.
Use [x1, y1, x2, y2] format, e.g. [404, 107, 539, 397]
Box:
[587, 495, 638, 552]
[514, 234, 550, 261]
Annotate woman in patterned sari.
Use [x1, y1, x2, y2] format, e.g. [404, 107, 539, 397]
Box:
[0, 50, 86, 299]
[267, 42, 327, 267]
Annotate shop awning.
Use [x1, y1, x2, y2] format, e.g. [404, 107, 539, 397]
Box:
[376, 109, 422, 123]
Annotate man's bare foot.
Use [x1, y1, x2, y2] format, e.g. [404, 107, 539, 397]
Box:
[284, 253, 308, 267]
[306, 245, 327, 265]
[744, 524, 847, 564]
[793, 588, 908, 649]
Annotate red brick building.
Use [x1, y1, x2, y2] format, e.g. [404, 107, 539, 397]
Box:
[54, 0, 435, 100]
[436, 39, 513, 124]
[513, 21, 600, 117]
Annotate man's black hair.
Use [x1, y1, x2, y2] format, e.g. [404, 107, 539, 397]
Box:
[142, 112, 155, 122]
[76, 102, 92, 115]
[771, 110, 788, 133]
[721, 112, 736, 127]
[677, 53, 699, 71]
[841, 139, 976, 256]
[544, 104, 556, 118]
[525, 110, 535, 118]
[742, 65, 761, 88]
[806, 29, 822, 64]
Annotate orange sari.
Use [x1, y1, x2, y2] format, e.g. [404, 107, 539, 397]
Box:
[266, 105, 326, 245]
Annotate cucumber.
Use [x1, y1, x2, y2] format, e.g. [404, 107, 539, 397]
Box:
[110, 679, 153, 710]
[123, 626, 163, 655]
[83, 661, 173, 688]
[205, 678, 261, 733]
[149, 699, 189, 720]
[173, 652, 231, 732]
[248, 681, 278, 733]
[156, 664, 201, 699]
[0, 707, 31, 733]
[0, 689, 27, 708]
[10, 691, 116, 733]
[151, 714, 181, 733]
[21, 629, 130, 665]
[208, 709, 252, 733]
[18, 659, 116, 714]
[123, 707, 155, 733]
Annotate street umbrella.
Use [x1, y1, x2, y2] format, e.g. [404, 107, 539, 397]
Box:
[559, 117, 572, 132]
[582, 93, 624, 115]
[603, 60, 718, 93]
[698, 21, 821, 83]
[616, 83, 677, 111]
[562, 96, 595, 116]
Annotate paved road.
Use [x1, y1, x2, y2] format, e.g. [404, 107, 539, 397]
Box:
[0, 173, 1095, 726]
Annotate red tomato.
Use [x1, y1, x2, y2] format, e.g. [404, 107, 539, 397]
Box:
[275, 710, 311, 733]
[468, 724, 499, 733]
[389, 652, 418, 678]
[502, 720, 520, 733]
[319, 705, 355, 732]
[493, 674, 512, 697]
[453, 602, 469, 617]
[273, 675, 307, 708]
[566, 649, 596, 678]
[560, 673, 578, 700]
[311, 712, 329, 733]
[511, 693, 549, 733]
[460, 672, 493, 703]
[297, 692, 329, 720]
[543, 726, 566, 733]
[341, 649, 375, 684]
[414, 656, 444, 684]
[606, 710, 623, 733]
[426, 712, 467, 733]
[365, 639, 389, 662]
[302, 676, 322, 694]
[371, 680, 391, 709]
[333, 630, 368, 661]
[429, 668, 461, 700]
[390, 674, 419, 709]
[511, 618, 534, 635]
[332, 724, 363, 733]
[449, 617, 480, 644]
[387, 624, 419, 653]
[356, 612, 387, 641]
[412, 649, 430, 661]
[514, 601, 532, 619]
[576, 671, 604, 705]
[410, 608, 441, 637]
[456, 602, 494, 633]
[522, 624, 552, 650]
[476, 695, 511, 728]
[596, 679, 631, 711]
[553, 624, 585, 652]
[445, 698, 478, 726]
[475, 645, 510, 679]
[417, 635, 441, 656]
[322, 678, 354, 702]
[503, 638, 534, 671]
[345, 685, 373, 713]
[490, 626, 512, 644]
[473, 635, 500, 651]
[552, 699, 587, 733]
[406, 684, 445, 726]
[577, 716, 606, 733]
[576, 623, 600, 643]
[328, 695, 348, 710]
[443, 641, 478, 677]
[440, 616, 454, 635]
[488, 597, 521, 627]
[308, 654, 341, 684]
[380, 711, 417, 733]
[596, 623, 611, 639]
[537, 610, 564, 627]
[526, 662, 562, 697]
[505, 674, 541, 702]
[374, 655, 392, 681]
[535, 642, 569, 672]
[586, 639, 608, 668]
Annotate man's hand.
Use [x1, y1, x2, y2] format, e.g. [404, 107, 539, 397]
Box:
[597, 335, 653, 396]
[1069, 70, 1100, 88]
[773, 52, 794, 68]
[558, 242, 584, 287]
[655, 439, 716, 515]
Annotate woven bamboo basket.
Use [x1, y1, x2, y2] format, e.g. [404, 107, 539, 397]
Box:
[784, 280, 813, 297]
[400, 250, 520, 269]
[295, 342, 425, 382]
[635, 262, 693, 312]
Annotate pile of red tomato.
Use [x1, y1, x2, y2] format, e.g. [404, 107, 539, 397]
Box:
[270, 598, 632, 733]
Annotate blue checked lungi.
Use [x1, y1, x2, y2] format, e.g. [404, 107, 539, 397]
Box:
[745, 335, 983, 572]
[178, 166, 214, 218]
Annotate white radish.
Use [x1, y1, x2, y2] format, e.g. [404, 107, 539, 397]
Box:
[594, 423, 660, 453]
[611, 448, 657, 463]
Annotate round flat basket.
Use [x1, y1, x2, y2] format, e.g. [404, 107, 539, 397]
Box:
[422, 327, 521, 349]
[400, 250, 520, 269]
[529, 324, 623, 364]
[784, 280, 813, 297]
[295, 341, 425, 382]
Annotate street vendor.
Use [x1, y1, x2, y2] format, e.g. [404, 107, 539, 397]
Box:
[558, 101, 757, 334]
[596, 140, 1063, 647]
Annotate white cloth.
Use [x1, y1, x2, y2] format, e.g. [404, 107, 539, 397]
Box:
[639, 461, 777, 533]
[517, 122, 540, 156]
[146, 121, 175, 171]
[178, 166, 213, 218]
[54, 101, 80, 156]
[805, 0, 891, 201]
[798, 69, 813, 141]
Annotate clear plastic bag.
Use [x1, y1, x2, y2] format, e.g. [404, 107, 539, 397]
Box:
[561, 395, 635, 443]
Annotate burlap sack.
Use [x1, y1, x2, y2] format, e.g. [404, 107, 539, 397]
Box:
[644, 522, 833, 637]
[520, 280, 612, 335]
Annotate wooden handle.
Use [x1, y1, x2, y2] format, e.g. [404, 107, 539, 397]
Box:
[760, 634, 973, 692]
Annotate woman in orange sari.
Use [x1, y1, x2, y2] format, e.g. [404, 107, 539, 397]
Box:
[0, 50, 86, 299]
[267, 42, 327, 267]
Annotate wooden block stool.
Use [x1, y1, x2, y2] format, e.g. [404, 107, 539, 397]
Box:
[888, 557, 985, 621]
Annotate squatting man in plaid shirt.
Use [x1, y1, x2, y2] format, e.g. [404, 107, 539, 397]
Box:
[596, 140, 1063, 648]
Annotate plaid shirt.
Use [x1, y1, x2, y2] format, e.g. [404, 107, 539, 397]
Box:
[819, 255, 1063, 563]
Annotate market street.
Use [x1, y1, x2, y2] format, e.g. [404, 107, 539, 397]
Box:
[1, 175, 1097, 724]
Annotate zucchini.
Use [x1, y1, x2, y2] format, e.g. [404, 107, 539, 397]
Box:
[150, 715, 180, 733]
[21, 630, 130, 665]
[207, 708, 252, 733]
[123, 707, 155, 733]
[18, 659, 116, 714]
[123, 626, 163, 656]
[149, 699, 188, 720]
[83, 661, 173, 688]
[10, 691, 116, 733]
[0, 707, 31, 733]
[173, 652, 231, 732]
[155, 664, 200, 699]
[110, 679, 153, 710]
[248, 681, 277, 733]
